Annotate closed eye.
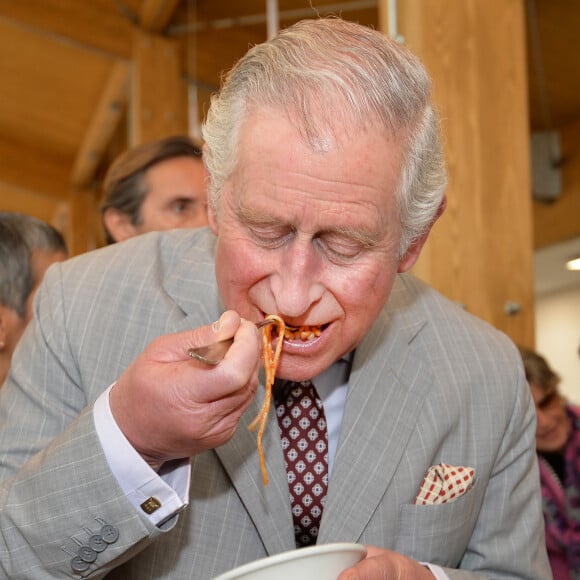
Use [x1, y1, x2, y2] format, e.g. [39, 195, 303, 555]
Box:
[248, 225, 294, 248]
[315, 233, 368, 263]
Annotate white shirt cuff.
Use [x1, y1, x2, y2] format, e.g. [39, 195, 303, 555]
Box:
[93, 384, 190, 526]
[422, 563, 450, 579]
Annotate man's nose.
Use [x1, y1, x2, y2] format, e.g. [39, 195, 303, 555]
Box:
[270, 240, 324, 317]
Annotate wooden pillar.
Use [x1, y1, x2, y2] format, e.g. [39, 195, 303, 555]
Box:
[130, 30, 188, 145]
[71, 61, 130, 188]
[383, 0, 534, 346]
[63, 188, 101, 256]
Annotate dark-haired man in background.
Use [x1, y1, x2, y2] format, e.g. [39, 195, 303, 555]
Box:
[100, 135, 208, 243]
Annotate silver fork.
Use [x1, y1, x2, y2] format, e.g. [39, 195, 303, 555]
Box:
[187, 319, 276, 365]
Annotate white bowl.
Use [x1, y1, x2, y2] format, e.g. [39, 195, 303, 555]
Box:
[213, 542, 367, 580]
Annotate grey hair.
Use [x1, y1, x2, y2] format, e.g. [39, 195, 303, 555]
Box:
[202, 17, 447, 257]
[0, 212, 67, 317]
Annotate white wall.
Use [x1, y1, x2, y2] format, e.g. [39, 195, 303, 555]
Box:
[535, 286, 580, 404]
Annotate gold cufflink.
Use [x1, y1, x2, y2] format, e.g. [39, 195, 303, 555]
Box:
[140, 496, 162, 514]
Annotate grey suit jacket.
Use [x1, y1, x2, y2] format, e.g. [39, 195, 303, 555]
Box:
[0, 228, 551, 579]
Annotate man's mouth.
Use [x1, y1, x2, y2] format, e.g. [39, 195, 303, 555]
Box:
[280, 323, 328, 342]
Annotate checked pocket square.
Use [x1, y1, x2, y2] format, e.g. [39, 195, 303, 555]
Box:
[414, 463, 475, 506]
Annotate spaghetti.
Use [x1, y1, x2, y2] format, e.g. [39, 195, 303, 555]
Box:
[248, 314, 285, 485]
[248, 317, 323, 485]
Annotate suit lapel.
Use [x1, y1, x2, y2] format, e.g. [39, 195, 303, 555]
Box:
[319, 291, 433, 544]
[161, 228, 223, 325]
[215, 382, 297, 554]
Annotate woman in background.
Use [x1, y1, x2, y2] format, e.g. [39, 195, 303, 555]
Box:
[520, 346, 580, 579]
[0, 212, 67, 385]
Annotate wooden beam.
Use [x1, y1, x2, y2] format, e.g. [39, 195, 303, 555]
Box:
[0, 1, 133, 60]
[66, 188, 101, 256]
[0, 138, 70, 200]
[533, 120, 580, 248]
[71, 61, 130, 187]
[174, 1, 378, 32]
[0, 181, 66, 223]
[129, 30, 188, 146]
[140, 0, 181, 33]
[0, 175, 100, 257]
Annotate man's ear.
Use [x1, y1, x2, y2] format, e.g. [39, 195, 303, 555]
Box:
[102, 208, 139, 243]
[0, 307, 7, 351]
[208, 203, 219, 235]
[397, 196, 447, 273]
[0, 305, 18, 352]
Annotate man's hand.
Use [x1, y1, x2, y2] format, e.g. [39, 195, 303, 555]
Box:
[109, 310, 262, 470]
[339, 546, 435, 580]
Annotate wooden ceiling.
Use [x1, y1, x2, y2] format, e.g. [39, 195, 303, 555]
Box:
[0, 1, 578, 235]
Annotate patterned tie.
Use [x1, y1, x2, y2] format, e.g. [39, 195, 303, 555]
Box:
[274, 380, 329, 548]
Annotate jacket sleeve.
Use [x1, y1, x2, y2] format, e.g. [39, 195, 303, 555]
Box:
[0, 263, 163, 579]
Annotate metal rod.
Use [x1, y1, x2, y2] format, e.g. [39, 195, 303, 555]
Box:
[266, 0, 279, 40]
[526, 0, 560, 163]
[387, 0, 404, 44]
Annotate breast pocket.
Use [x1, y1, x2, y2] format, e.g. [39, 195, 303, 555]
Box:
[394, 482, 479, 567]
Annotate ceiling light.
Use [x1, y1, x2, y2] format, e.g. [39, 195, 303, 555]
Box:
[566, 256, 580, 271]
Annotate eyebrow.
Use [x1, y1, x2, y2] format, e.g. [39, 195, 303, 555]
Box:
[235, 204, 276, 226]
[307, 224, 383, 250]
